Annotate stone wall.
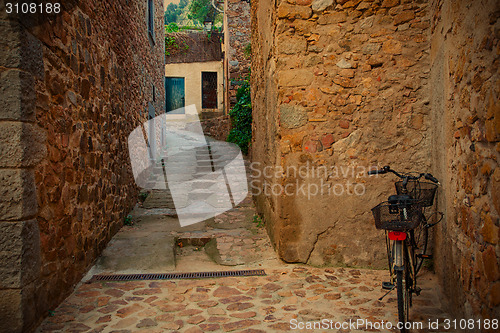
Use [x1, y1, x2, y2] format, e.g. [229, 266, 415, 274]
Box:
[252, 0, 499, 319]
[430, 0, 500, 319]
[0, 0, 165, 331]
[1, 1, 50, 330]
[252, 0, 431, 268]
[226, 0, 251, 106]
[201, 115, 232, 141]
[165, 32, 222, 64]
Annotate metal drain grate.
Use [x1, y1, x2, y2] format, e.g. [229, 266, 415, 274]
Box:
[90, 269, 266, 282]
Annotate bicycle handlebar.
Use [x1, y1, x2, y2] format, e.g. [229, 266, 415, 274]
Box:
[367, 166, 390, 175]
[368, 166, 440, 184]
[425, 174, 439, 183]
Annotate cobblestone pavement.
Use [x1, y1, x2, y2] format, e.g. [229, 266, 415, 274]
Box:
[37, 266, 451, 333]
[38, 183, 453, 332]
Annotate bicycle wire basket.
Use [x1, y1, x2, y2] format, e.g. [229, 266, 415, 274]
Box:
[395, 180, 437, 207]
[371, 200, 423, 231]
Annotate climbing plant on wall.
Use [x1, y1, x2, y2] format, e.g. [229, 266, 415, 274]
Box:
[165, 31, 190, 57]
[227, 75, 252, 155]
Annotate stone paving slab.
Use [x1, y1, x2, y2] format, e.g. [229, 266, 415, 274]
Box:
[87, 229, 176, 275]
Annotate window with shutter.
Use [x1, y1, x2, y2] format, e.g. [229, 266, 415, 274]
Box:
[147, 0, 155, 44]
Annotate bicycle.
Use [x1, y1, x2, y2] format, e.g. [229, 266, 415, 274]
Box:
[368, 166, 443, 332]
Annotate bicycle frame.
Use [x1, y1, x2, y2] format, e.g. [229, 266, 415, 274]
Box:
[379, 229, 421, 319]
[394, 240, 404, 269]
[388, 234, 417, 295]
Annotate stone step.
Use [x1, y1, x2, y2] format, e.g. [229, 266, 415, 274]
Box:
[142, 191, 175, 209]
[197, 161, 213, 167]
[90, 233, 176, 274]
[196, 166, 214, 173]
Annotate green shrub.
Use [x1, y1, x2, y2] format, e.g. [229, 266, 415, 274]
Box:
[244, 43, 251, 58]
[166, 22, 179, 33]
[252, 214, 264, 227]
[124, 214, 133, 226]
[138, 192, 149, 202]
[227, 76, 252, 155]
[179, 25, 203, 31]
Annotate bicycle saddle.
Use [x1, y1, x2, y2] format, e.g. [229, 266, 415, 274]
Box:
[388, 194, 412, 204]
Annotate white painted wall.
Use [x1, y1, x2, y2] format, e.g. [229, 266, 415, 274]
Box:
[165, 61, 224, 113]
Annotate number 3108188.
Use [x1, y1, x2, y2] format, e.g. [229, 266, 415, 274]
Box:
[5, 3, 61, 14]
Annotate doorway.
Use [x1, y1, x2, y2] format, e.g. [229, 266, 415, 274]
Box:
[165, 77, 185, 112]
[202, 72, 218, 109]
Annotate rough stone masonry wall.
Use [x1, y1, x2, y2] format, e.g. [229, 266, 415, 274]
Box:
[201, 115, 232, 141]
[252, 0, 431, 268]
[0, 4, 45, 330]
[430, 0, 500, 319]
[0, 0, 165, 331]
[227, 0, 251, 106]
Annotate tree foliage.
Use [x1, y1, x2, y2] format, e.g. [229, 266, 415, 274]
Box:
[164, 0, 189, 24]
[164, 3, 180, 24]
[187, 0, 220, 26]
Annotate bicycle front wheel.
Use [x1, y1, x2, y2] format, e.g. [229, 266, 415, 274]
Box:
[396, 269, 410, 332]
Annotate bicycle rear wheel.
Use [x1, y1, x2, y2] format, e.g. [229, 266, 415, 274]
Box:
[396, 269, 410, 332]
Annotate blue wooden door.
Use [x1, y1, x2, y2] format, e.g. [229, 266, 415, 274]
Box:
[165, 77, 185, 112]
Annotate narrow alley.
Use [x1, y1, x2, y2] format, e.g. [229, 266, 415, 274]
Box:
[38, 181, 451, 332]
[1, 0, 498, 332]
